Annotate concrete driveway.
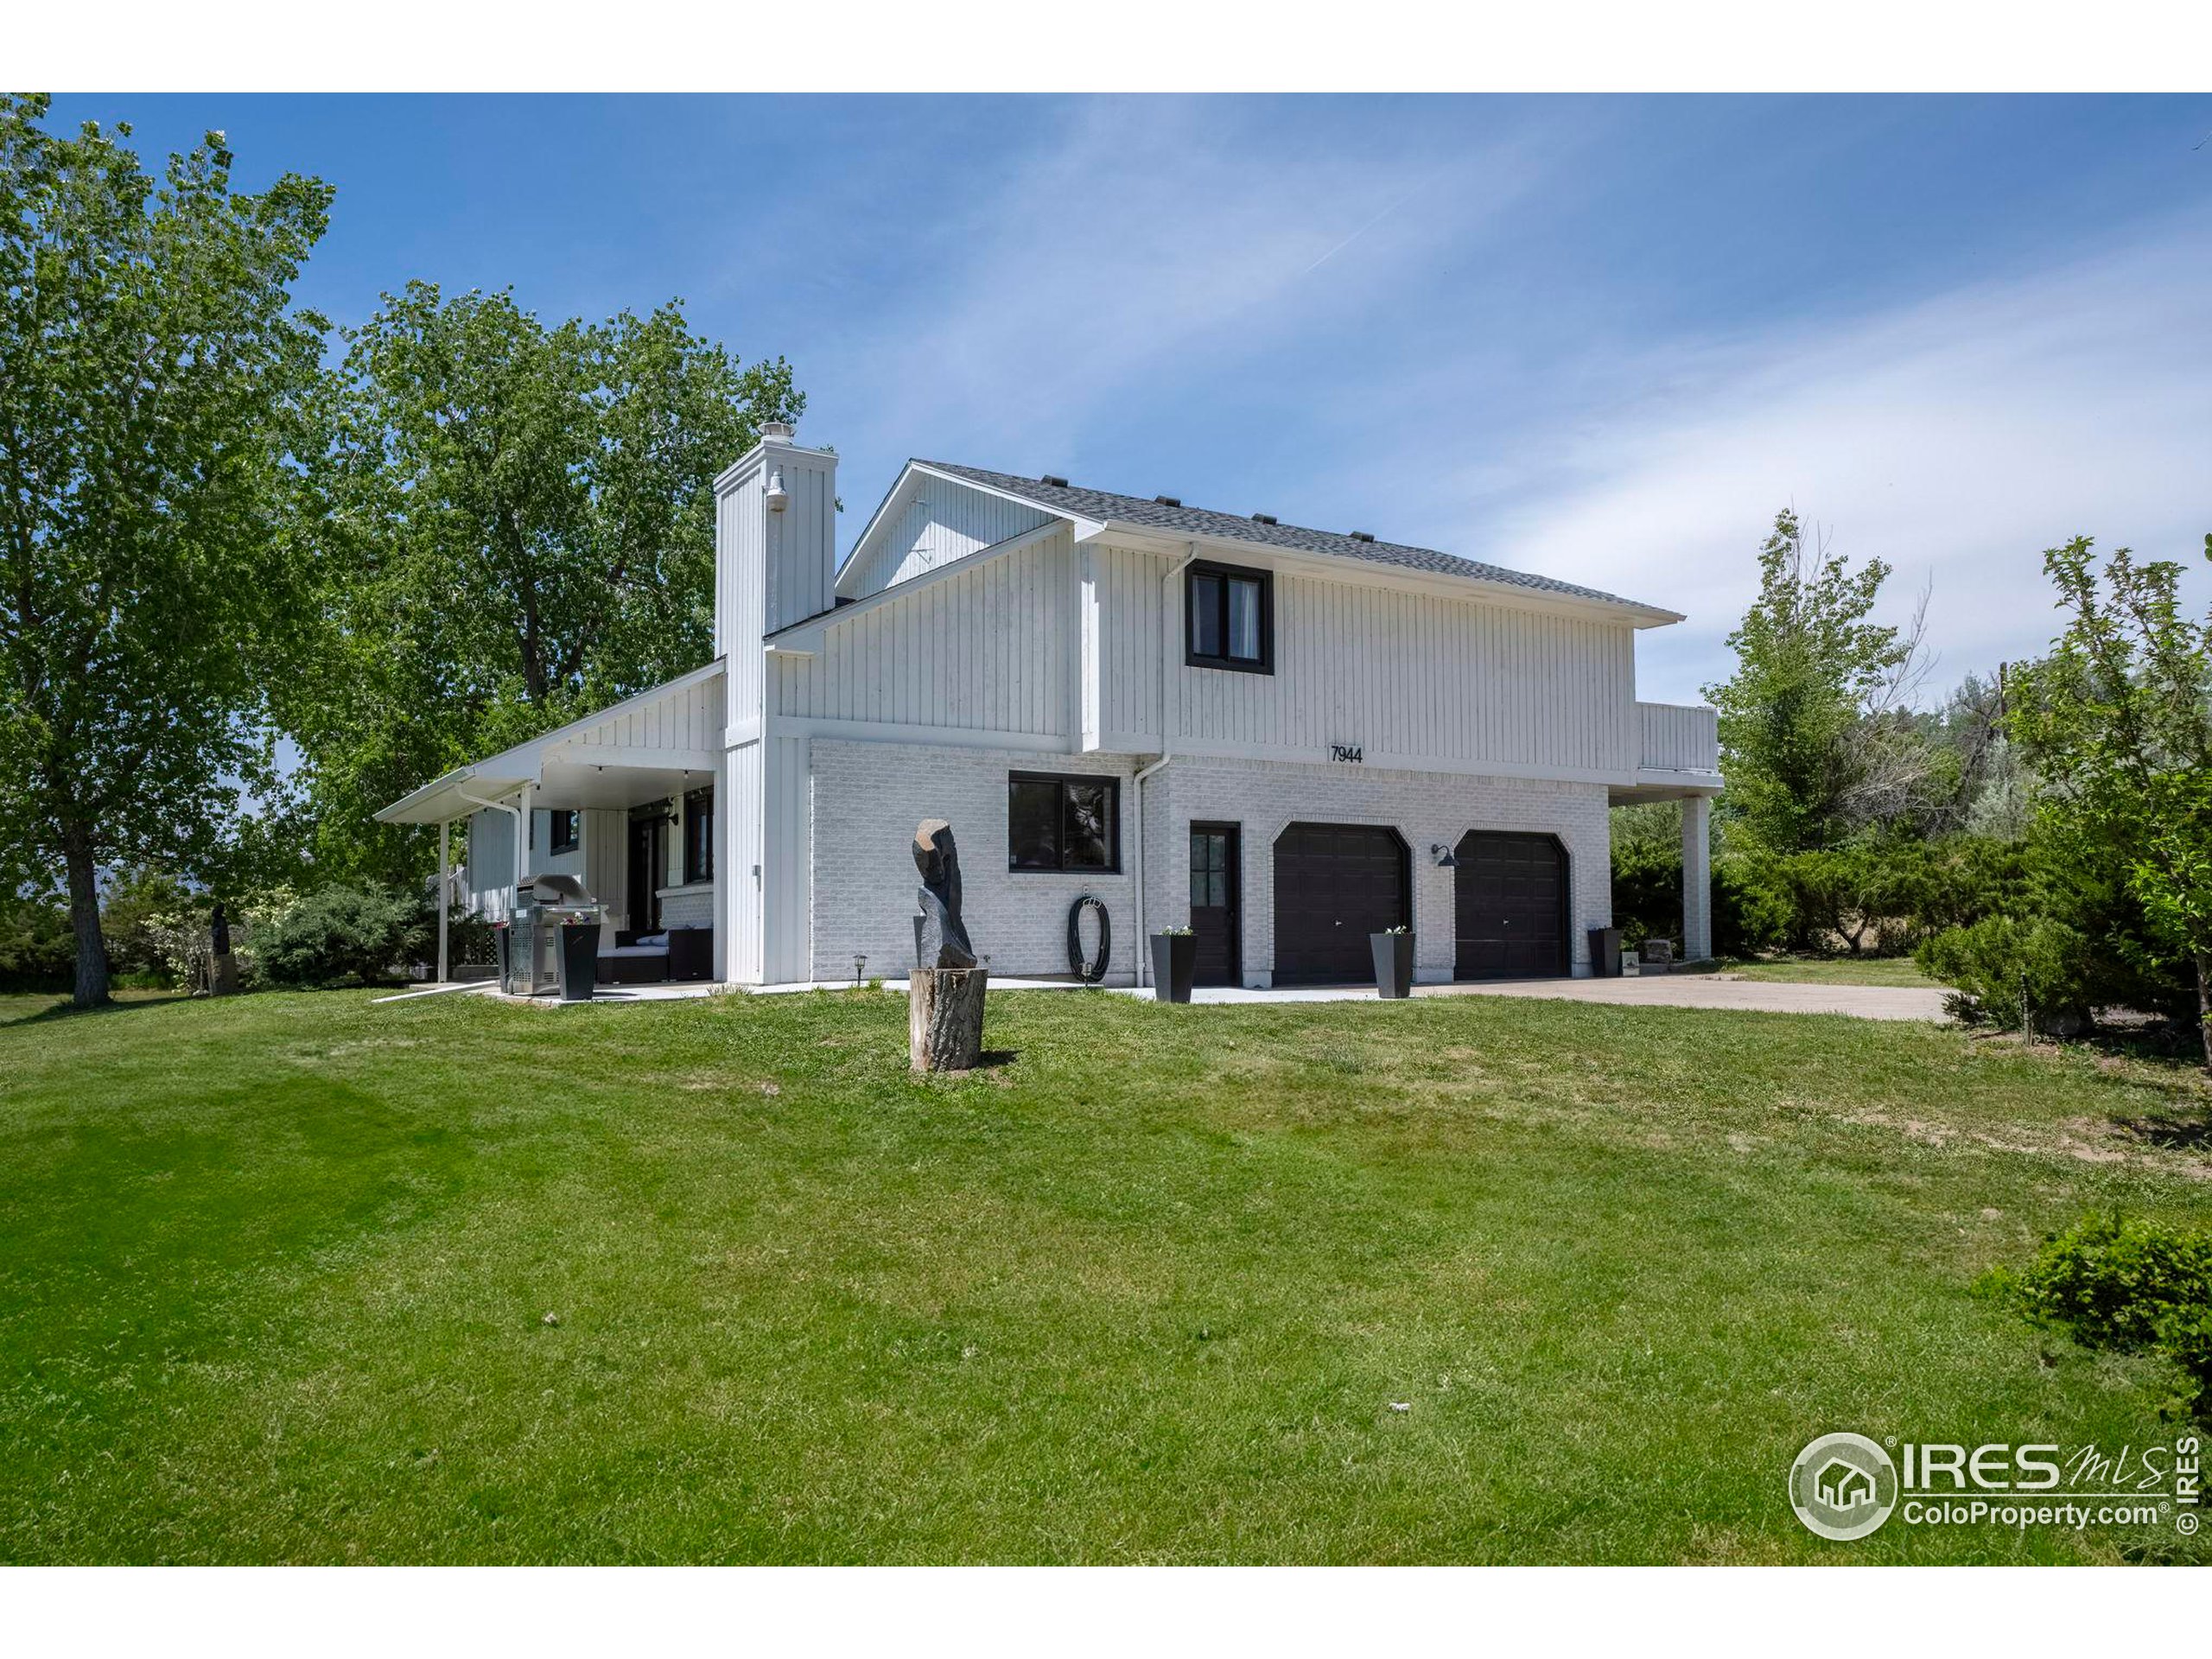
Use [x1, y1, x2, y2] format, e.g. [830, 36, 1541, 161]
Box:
[1416, 972, 1950, 1022]
[1115, 972, 1948, 1020]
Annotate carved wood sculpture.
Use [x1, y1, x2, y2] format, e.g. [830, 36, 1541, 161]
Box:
[910, 818, 986, 1069]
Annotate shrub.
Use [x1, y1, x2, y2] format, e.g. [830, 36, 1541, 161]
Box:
[1713, 855, 1791, 957]
[257, 885, 428, 988]
[1918, 914, 2102, 1033]
[1996, 1214, 2212, 1414]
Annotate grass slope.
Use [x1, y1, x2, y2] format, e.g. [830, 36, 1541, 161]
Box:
[1, 987, 2204, 1564]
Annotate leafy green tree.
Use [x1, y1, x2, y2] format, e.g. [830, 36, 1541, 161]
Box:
[277, 283, 801, 881]
[0, 96, 332, 1005]
[1704, 510, 1921, 856]
[2010, 537, 2212, 1068]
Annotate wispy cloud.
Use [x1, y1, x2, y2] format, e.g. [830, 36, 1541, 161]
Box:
[1458, 213, 2212, 703]
[817, 100, 1551, 485]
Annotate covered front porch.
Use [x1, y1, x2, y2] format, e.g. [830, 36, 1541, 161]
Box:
[374, 662, 727, 987]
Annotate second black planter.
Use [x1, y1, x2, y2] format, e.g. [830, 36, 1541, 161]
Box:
[1150, 932, 1197, 1003]
[1370, 931, 1414, 999]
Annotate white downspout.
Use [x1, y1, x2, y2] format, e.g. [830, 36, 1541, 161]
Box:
[1134, 543, 1199, 987]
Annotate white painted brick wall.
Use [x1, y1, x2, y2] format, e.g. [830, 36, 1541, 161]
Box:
[807, 739, 1611, 988]
[810, 741, 1141, 983]
[1150, 755, 1612, 984]
[658, 885, 715, 931]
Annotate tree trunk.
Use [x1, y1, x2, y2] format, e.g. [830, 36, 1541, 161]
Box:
[909, 968, 987, 1071]
[2196, 953, 2211, 1074]
[62, 823, 111, 1009]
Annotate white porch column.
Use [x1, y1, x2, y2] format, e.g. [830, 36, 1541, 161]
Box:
[437, 819, 450, 983]
[1681, 794, 1713, 963]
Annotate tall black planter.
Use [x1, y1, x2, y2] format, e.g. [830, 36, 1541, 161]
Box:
[1150, 932, 1196, 1004]
[1370, 931, 1414, 999]
[556, 923, 599, 1002]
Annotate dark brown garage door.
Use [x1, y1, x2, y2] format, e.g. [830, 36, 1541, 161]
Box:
[1454, 831, 1567, 980]
[1273, 823, 1408, 985]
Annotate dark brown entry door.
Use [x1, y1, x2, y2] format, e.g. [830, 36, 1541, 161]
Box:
[627, 817, 664, 936]
[1453, 831, 1567, 979]
[1273, 823, 1408, 985]
[1189, 823, 1241, 986]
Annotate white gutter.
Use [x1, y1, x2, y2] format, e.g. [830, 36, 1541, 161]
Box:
[1132, 543, 1199, 987]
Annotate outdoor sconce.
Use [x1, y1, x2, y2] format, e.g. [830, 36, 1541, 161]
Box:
[766, 466, 790, 512]
[1432, 843, 1458, 868]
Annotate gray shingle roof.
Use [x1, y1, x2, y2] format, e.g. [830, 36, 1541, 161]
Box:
[915, 460, 1662, 613]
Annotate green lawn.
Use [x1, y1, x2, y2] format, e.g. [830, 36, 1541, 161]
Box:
[2, 986, 2205, 1564]
[1715, 955, 1938, 988]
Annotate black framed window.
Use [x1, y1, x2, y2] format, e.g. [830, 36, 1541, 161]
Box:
[683, 786, 714, 884]
[547, 809, 580, 855]
[1185, 561, 1273, 673]
[1009, 772, 1120, 872]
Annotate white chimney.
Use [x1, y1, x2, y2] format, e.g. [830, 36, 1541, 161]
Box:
[713, 418, 839, 652]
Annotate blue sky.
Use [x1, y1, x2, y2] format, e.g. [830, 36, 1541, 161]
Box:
[52, 92, 2212, 703]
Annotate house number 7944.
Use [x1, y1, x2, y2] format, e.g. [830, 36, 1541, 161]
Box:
[1329, 743, 1364, 765]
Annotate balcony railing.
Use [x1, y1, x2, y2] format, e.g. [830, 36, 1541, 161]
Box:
[1637, 701, 1719, 774]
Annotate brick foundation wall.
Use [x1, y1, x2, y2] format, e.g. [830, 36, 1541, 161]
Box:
[807, 738, 1612, 988]
[1151, 756, 1613, 985]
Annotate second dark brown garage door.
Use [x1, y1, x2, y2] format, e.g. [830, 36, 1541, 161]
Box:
[1454, 831, 1568, 979]
[1273, 823, 1408, 985]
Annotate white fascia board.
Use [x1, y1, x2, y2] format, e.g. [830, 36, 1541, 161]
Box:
[905, 461, 1105, 538]
[837, 461, 1103, 601]
[373, 766, 533, 824]
[1089, 521, 1684, 630]
[771, 518, 1071, 655]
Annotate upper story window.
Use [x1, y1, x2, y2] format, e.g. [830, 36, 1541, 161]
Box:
[1008, 772, 1120, 873]
[547, 810, 580, 856]
[1185, 561, 1273, 674]
[683, 786, 715, 884]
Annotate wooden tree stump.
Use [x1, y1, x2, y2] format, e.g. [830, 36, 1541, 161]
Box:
[910, 968, 988, 1071]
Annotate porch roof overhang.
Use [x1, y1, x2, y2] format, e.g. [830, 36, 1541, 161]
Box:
[1608, 768, 1725, 806]
[373, 661, 725, 825]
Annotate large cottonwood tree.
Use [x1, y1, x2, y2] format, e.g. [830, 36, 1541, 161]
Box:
[278, 283, 800, 881]
[0, 96, 331, 1005]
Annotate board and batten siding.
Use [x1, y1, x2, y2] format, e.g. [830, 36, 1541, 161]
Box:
[565, 674, 721, 755]
[774, 532, 1074, 739]
[1637, 700, 1719, 772]
[849, 474, 1056, 597]
[1096, 544, 1638, 777]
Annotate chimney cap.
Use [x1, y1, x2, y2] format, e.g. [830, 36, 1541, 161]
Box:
[760, 420, 796, 443]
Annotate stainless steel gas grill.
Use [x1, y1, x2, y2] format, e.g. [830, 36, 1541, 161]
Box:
[501, 873, 608, 999]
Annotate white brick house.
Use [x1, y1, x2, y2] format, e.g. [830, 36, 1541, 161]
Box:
[378, 422, 1720, 988]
